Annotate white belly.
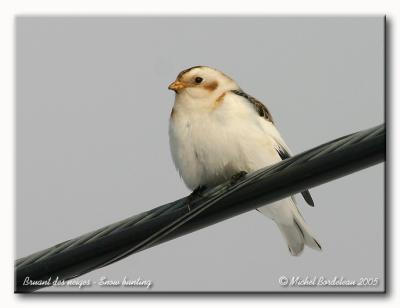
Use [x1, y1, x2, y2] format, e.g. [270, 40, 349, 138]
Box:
[169, 106, 280, 190]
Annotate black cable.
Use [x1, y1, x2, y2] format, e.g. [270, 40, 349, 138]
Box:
[15, 124, 385, 292]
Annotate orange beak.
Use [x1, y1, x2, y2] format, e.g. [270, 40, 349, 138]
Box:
[168, 80, 187, 91]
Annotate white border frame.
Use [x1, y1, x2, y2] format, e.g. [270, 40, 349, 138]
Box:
[1, 0, 398, 307]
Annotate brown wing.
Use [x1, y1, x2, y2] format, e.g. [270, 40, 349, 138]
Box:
[231, 89, 274, 123]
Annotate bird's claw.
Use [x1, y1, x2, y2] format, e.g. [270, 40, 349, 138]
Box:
[185, 185, 207, 212]
[230, 171, 248, 185]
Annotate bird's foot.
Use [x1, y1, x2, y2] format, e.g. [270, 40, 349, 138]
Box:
[230, 171, 248, 185]
[186, 185, 207, 211]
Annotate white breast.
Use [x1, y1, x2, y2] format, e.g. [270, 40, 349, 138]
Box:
[169, 92, 283, 190]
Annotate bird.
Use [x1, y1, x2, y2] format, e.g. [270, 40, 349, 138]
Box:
[168, 65, 321, 256]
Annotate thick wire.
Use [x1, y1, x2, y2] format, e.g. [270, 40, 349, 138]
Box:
[15, 124, 385, 291]
[16, 124, 384, 269]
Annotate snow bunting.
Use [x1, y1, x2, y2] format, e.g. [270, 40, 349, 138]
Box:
[168, 66, 321, 256]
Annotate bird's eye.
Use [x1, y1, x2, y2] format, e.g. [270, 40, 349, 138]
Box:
[194, 77, 203, 84]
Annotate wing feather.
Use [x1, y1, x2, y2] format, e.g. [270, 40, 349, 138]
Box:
[231, 89, 274, 123]
[276, 143, 315, 207]
[231, 89, 314, 207]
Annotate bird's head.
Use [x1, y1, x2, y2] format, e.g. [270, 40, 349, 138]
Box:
[168, 66, 239, 104]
